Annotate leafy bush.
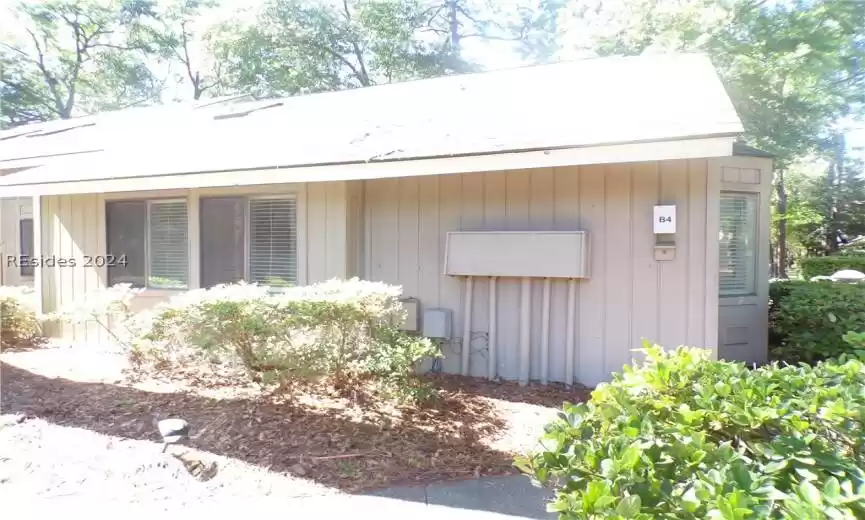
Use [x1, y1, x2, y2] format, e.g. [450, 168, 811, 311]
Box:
[139, 278, 441, 401]
[772, 281, 865, 364]
[0, 286, 40, 346]
[799, 255, 865, 278]
[768, 279, 811, 347]
[836, 248, 865, 257]
[842, 331, 865, 353]
[516, 343, 865, 519]
[49, 283, 144, 347]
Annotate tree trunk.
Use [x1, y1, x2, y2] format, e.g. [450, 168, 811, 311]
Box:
[769, 239, 776, 278]
[825, 133, 844, 254]
[776, 168, 788, 278]
[448, 0, 460, 55]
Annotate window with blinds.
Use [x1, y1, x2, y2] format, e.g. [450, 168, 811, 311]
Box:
[249, 198, 297, 287]
[719, 193, 757, 296]
[106, 199, 189, 289]
[148, 201, 189, 289]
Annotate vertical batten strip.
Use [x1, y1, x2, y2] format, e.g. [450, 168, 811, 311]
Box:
[565, 278, 577, 386]
[540, 278, 551, 384]
[32, 196, 43, 316]
[188, 190, 201, 289]
[704, 159, 722, 357]
[488, 276, 497, 379]
[519, 277, 531, 386]
[461, 276, 473, 376]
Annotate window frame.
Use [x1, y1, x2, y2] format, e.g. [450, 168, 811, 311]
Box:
[718, 190, 759, 297]
[105, 197, 190, 291]
[200, 193, 299, 290]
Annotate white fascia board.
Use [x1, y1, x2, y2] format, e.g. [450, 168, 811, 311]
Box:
[0, 137, 736, 197]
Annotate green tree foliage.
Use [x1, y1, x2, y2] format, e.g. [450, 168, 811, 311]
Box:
[551, 0, 865, 165]
[0, 0, 165, 126]
[1, 0, 553, 126]
[421, 0, 551, 70]
[138, 0, 223, 100]
[209, 0, 460, 97]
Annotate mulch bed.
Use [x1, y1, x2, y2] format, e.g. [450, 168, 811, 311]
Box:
[0, 355, 589, 492]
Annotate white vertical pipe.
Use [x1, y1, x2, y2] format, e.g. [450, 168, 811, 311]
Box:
[565, 279, 577, 386]
[519, 277, 532, 386]
[461, 276, 474, 376]
[488, 277, 498, 380]
[540, 278, 552, 385]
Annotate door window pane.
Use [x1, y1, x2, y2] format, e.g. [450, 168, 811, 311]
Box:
[19, 218, 33, 277]
[106, 201, 146, 287]
[719, 193, 758, 296]
[200, 197, 246, 287]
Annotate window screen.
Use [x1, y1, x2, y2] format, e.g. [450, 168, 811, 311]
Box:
[719, 193, 758, 296]
[19, 218, 33, 277]
[200, 197, 246, 287]
[249, 198, 297, 287]
[148, 201, 189, 289]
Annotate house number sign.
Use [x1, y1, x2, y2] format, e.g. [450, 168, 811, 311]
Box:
[653, 205, 676, 234]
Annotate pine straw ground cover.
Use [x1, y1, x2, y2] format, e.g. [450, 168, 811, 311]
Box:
[0, 343, 587, 493]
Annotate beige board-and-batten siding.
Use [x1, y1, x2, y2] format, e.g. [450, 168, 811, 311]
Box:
[36, 181, 358, 342]
[363, 160, 720, 387]
[33, 158, 729, 387]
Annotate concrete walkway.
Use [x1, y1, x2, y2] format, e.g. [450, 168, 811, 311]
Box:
[9, 476, 557, 519]
[367, 475, 558, 519]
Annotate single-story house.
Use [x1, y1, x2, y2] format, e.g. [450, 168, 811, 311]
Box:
[0, 53, 771, 387]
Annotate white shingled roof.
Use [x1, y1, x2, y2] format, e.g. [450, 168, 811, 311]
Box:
[0, 53, 742, 191]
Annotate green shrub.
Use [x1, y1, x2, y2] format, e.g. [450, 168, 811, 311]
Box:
[0, 286, 39, 346]
[49, 283, 144, 347]
[842, 331, 865, 353]
[773, 281, 865, 364]
[835, 248, 865, 256]
[799, 255, 865, 278]
[139, 279, 441, 401]
[516, 343, 865, 519]
[768, 279, 811, 347]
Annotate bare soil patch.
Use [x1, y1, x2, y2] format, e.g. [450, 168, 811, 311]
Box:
[1, 343, 588, 494]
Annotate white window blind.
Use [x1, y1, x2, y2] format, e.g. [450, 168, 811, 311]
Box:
[148, 201, 189, 289]
[249, 198, 297, 287]
[719, 193, 757, 296]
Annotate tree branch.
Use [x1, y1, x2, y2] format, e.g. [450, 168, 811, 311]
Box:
[0, 42, 39, 65]
[0, 77, 58, 113]
[339, 0, 370, 86]
[421, 4, 446, 23]
[26, 29, 66, 118]
[419, 26, 450, 35]
[460, 32, 525, 42]
[85, 42, 137, 51]
[177, 20, 203, 98]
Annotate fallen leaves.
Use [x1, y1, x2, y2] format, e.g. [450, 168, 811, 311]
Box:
[1, 348, 588, 493]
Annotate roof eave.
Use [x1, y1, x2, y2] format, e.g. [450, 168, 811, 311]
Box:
[0, 135, 738, 197]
